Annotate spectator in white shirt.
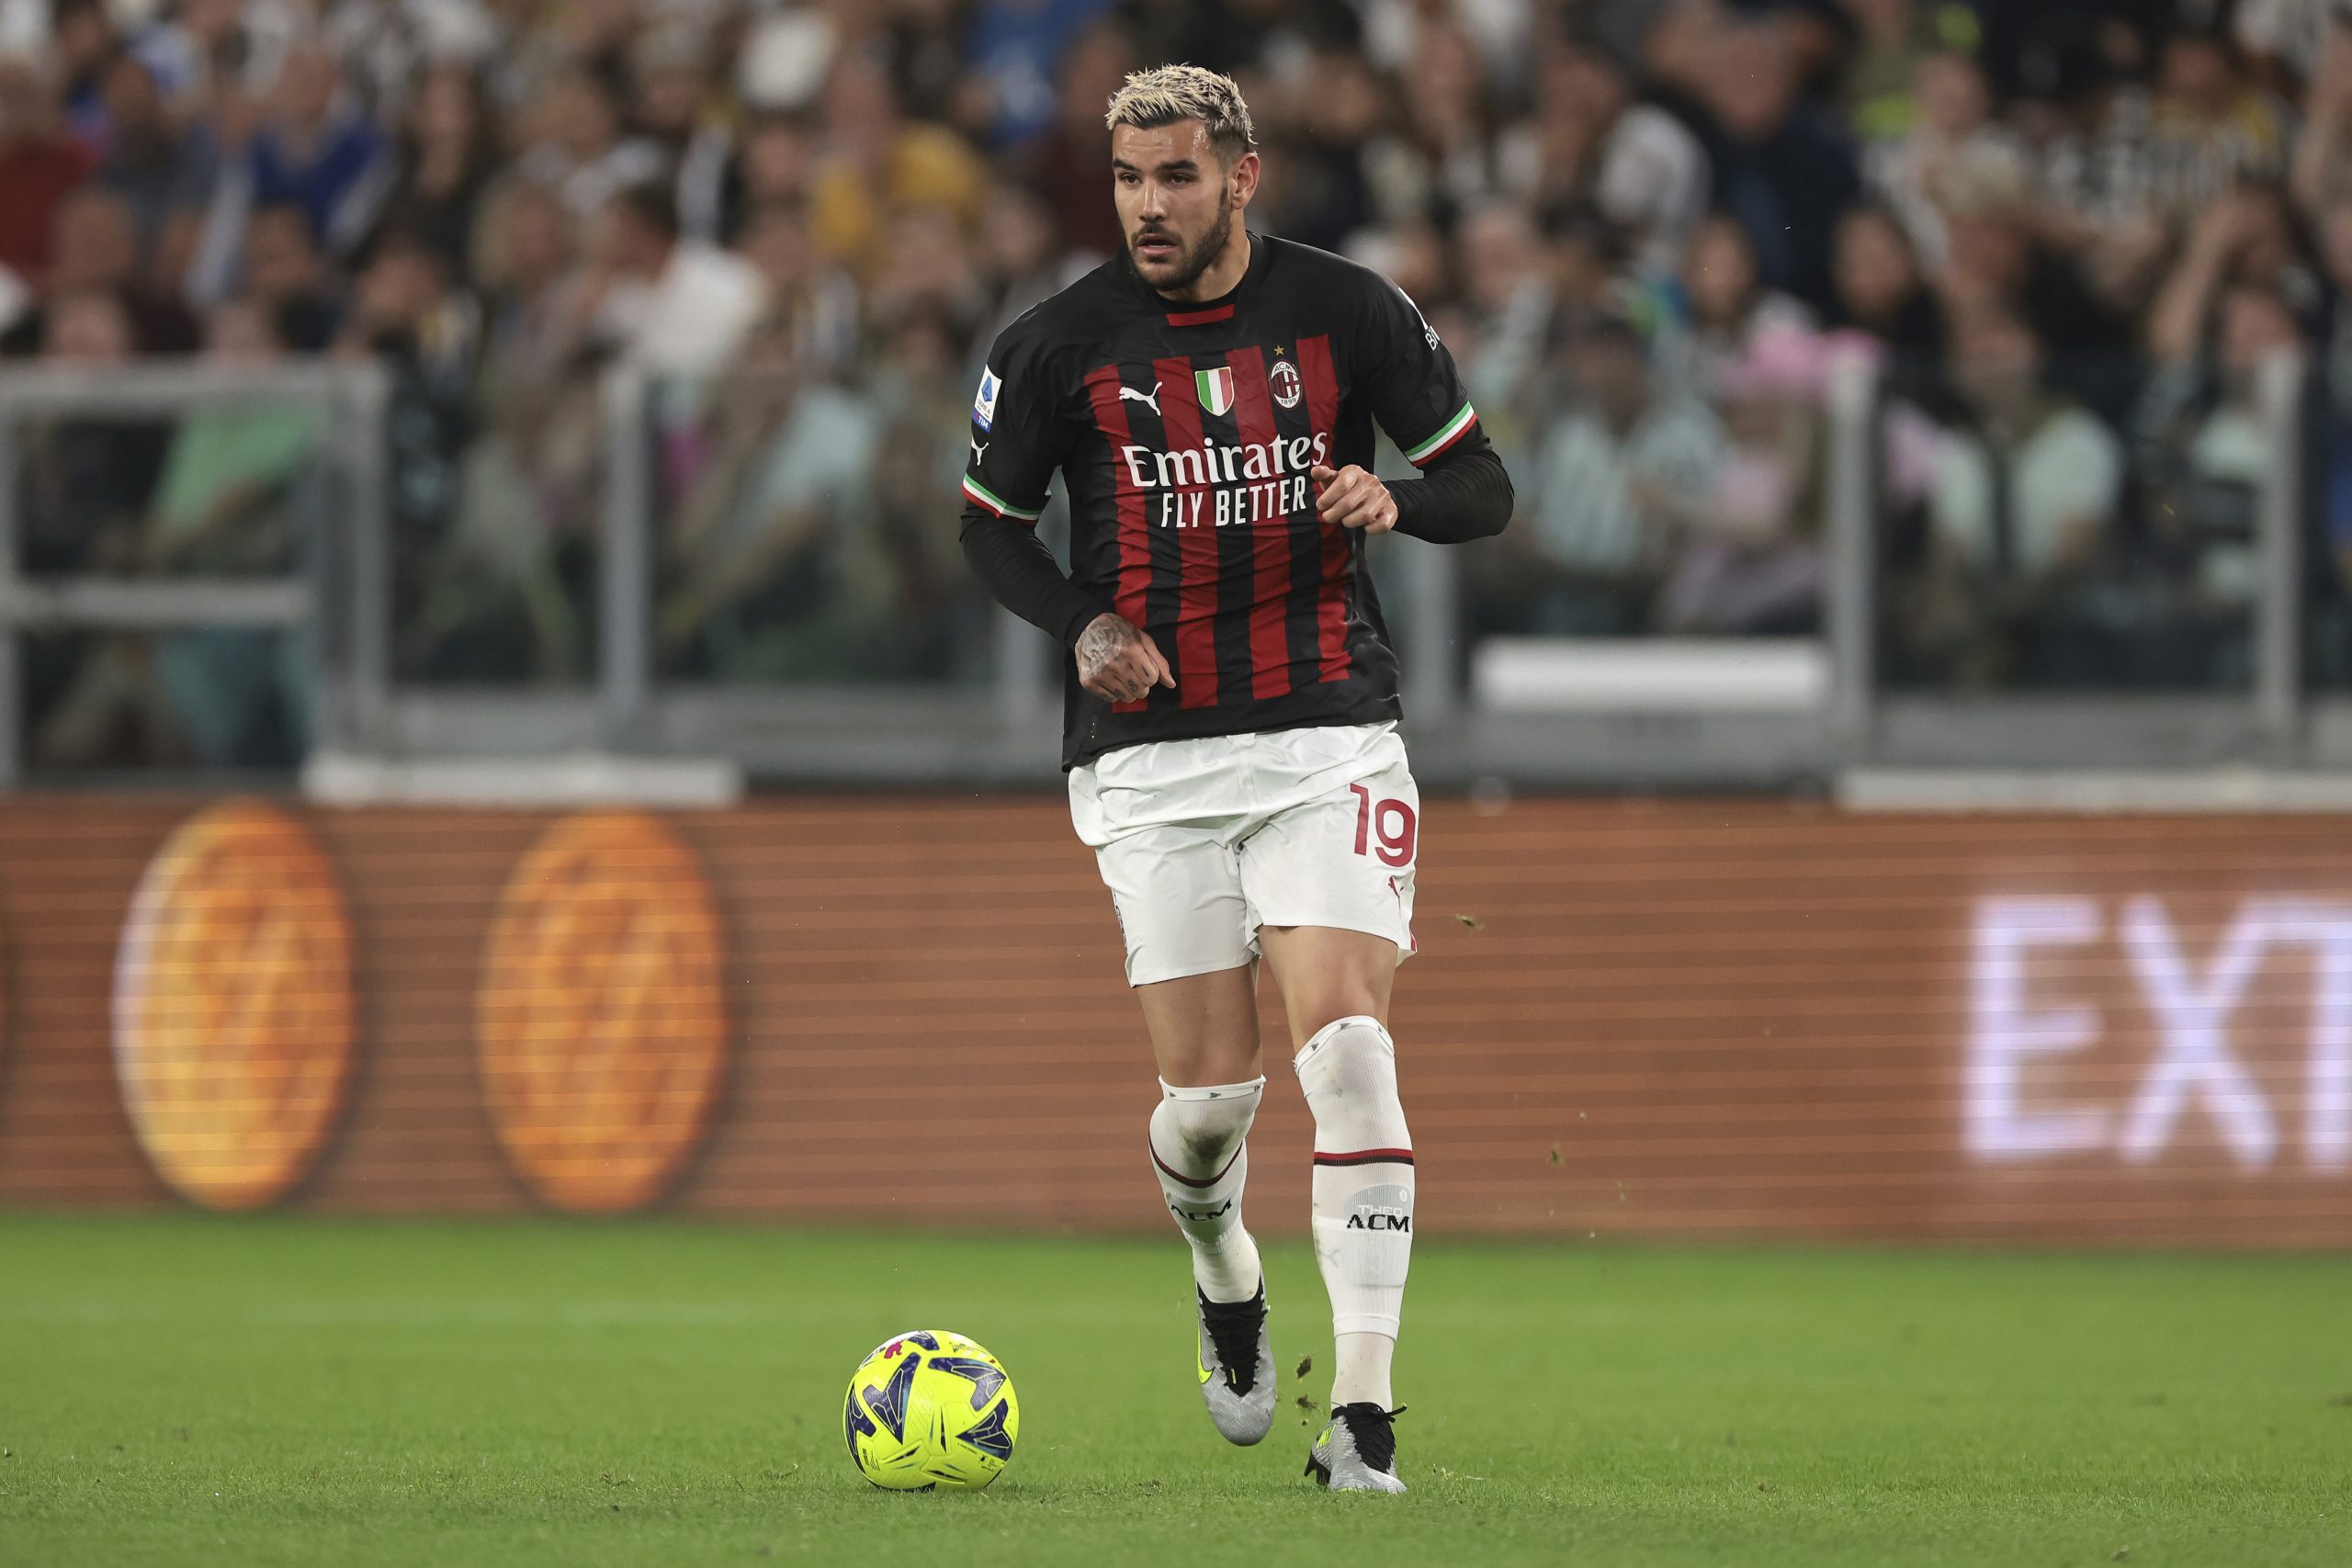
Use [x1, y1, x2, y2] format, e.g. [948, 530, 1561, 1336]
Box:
[590, 179, 763, 381]
[1907, 304, 2124, 683]
[1475, 311, 1724, 637]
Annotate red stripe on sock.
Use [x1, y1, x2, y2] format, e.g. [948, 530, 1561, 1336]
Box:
[1153, 355, 1219, 709]
[1224, 344, 1293, 701]
[1295, 333, 1350, 683]
[1312, 1148, 1416, 1167]
[1082, 365, 1155, 715]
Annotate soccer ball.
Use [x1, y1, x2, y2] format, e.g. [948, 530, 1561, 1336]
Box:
[842, 1329, 1020, 1491]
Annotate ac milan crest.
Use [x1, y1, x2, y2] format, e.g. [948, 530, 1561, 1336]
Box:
[1269, 359, 1302, 410]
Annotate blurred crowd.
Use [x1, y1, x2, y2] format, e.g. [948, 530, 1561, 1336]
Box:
[6, 0, 2352, 763]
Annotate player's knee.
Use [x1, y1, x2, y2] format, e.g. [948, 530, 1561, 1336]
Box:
[1154, 1077, 1264, 1164]
[1293, 1015, 1401, 1101]
[1295, 1013, 1392, 1066]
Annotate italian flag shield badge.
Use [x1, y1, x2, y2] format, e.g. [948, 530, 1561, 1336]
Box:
[1194, 367, 1235, 417]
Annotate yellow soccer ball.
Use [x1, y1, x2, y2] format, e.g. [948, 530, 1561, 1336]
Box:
[842, 1330, 1020, 1491]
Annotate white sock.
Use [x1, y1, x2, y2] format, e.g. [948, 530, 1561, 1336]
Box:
[1148, 1077, 1265, 1303]
[1331, 1332, 1395, 1410]
[1295, 1015, 1413, 1409]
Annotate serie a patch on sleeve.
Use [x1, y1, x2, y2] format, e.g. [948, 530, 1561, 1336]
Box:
[973, 367, 1001, 432]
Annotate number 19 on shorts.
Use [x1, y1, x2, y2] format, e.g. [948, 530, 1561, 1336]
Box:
[1350, 783, 1418, 867]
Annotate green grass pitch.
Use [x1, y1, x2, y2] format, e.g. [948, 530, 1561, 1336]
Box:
[1, 1215, 2346, 1566]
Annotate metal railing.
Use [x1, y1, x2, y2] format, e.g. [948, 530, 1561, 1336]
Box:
[0, 351, 2339, 793]
[0, 361, 385, 786]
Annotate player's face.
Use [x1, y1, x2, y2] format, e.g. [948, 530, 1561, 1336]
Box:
[1111, 121, 1254, 294]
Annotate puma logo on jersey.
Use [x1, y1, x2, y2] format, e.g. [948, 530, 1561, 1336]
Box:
[970, 437, 988, 459]
[1120, 382, 1162, 415]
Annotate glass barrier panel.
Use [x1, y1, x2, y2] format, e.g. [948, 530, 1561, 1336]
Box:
[15, 401, 318, 581]
[1455, 317, 1829, 704]
[10, 398, 322, 774]
[2307, 364, 2352, 691]
[650, 367, 994, 686]
[18, 627, 307, 772]
[1874, 351, 2255, 693]
[396, 352, 600, 685]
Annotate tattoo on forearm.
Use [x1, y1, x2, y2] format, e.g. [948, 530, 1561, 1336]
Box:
[1077, 618, 1135, 682]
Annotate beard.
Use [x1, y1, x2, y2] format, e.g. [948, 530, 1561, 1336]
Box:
[1132, 202, 1235, 295]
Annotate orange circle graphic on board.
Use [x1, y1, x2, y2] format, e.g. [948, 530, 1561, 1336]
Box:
[113, 799, 356, 1210]
[477, 811, 729, 1213]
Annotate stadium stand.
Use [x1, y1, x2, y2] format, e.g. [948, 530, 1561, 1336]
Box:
[0, 0, 2347, 792]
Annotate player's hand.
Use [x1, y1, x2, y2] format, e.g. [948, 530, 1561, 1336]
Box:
[1311, 463, 1397, 534]
[1075, 613, 1176, 705]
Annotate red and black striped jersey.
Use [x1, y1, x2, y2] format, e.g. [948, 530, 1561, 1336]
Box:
[959, 232, 1488, 770]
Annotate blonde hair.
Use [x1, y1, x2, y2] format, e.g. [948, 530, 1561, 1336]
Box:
[1103, 63, 1257, 162]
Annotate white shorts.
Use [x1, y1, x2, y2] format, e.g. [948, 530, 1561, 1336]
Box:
[1069, 722, 1420, 987]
